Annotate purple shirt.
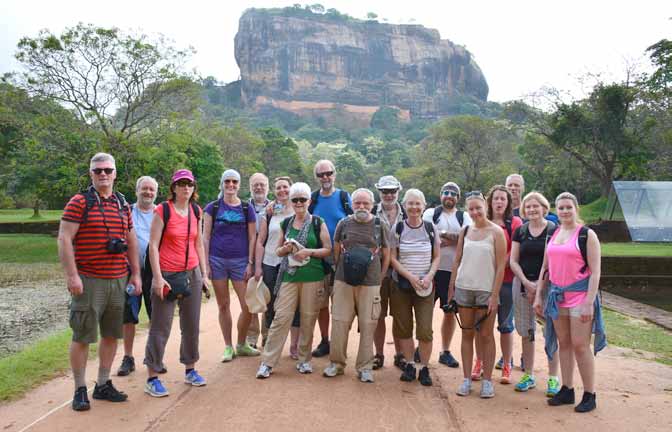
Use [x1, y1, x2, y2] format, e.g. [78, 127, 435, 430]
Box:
[205, 199, 257, 259]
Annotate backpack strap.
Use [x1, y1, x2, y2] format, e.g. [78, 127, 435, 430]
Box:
[456, 210, 464, 227]
[308, 190, 319, 214]
[400, 205, 407, 220]
[395, 220, 404, 238]
[340, 190, 353, 215]
[504, 218, 513, 239]
[432, 206, 442, 224]
[263, 206, 274, 247]
[312, 215, 323, 249]
[209, 199, 221, 239]
[423, 220, 436, 257]
[578, 226, 589, 273]
[373, 216, 382, 249]
[242, 201, 249, 224]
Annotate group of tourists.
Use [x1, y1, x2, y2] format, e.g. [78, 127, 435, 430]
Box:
[58, 152, 605, 415]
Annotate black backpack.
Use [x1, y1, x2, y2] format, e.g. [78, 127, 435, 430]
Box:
[281, 215, 331, 275]
[432, 206, 464, 226]
[308, 189, 353, 216]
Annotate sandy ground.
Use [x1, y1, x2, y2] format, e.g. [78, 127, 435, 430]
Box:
[1, 296, 671, 432]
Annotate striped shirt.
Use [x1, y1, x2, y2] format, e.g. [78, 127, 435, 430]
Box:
[390, 221, 438, 278]
[62, 193, 133, 279]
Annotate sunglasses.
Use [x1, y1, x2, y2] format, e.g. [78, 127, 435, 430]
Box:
[464, 190, 484, 199]
[380, 189, 398, 195]
[91, 168, 115, 175]
[291, 197, 309, 204]
[316, 171, 334, 178]
[175, 180, 194, 187]
[442, 190, 459, 197]
[224, 179, 239, 184]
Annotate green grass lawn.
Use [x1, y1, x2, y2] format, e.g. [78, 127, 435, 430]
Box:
[0, 234, 59, 263]
[0, 209, 63, 223]
[603, 308, 672, 366]
[601, 242, 672, 257]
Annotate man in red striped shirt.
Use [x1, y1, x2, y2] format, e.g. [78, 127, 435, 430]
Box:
[58, 152, 142, 411]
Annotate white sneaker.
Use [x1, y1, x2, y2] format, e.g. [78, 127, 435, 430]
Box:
[480, 379, 495, 398]
[256, 363, 272, 379]
[322, 362, 345, 377]
[358, 369, 374, 383]
[296, 362, 313, 374]
[457, 378, 472, 396]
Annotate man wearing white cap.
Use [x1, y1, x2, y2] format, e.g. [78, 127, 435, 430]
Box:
[422, 181, 471, 368]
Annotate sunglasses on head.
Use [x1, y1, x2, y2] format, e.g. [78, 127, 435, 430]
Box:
[316, 171, 334, 178]
[380, 189, 398, 195]
[224, 179, 239, 184]
[91, 168, 114, 175]
[291, 197, 308, 204]
[442, 190, 459, 197]
[175, 179, 194, 187]
[464, 190, 484, 199]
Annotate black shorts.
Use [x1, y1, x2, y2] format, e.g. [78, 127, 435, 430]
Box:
[122, 278, 153, 324]
[433, 270, 452, 310]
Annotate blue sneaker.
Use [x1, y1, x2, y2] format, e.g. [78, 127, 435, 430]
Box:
[144, 378, 169, 397]
[514, 373, 536, 392]
[184, 370, 206, 387]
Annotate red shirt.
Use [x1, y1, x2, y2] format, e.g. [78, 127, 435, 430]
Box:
[62, 193, 133, 279]
[500, 216, 523, 283]
[156, 201, 201, 272]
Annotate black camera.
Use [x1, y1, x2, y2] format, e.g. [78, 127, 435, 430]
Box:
[106, 237, 128, 254]
[441, 299, 459, 314]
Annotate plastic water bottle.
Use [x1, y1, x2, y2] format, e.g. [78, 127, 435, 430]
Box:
[126, 283, 136, 296]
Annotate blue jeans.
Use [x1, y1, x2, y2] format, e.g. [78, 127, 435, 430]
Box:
[497, 282, 514, 334]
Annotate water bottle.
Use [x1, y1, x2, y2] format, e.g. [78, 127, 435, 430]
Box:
[126, 283, 136, 296]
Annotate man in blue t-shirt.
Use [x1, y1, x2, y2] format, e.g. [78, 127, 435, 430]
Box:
[307, 159, 353, 357]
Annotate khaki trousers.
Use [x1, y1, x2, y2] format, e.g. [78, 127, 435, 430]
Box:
[329, 280, 381, 371]
[261, 280, 322, 368]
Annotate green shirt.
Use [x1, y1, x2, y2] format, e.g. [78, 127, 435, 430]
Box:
[282, 222, 325, 283]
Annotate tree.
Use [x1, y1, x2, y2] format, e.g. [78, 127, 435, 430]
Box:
[259, 128, 305, 183]
[14, 23, 197, 146]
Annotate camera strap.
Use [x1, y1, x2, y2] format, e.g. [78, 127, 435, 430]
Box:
[452, 304, 490, 331]
[92, 188, 126, 240]
[184, 203, 191, 271]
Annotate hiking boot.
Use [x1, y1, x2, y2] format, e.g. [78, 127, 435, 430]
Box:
[323, 362, 344, 377]
[456, 379, 472, 396]
[514, 373, 536, 392]
[236, 342, 260, 357]
[358, 369, 375, 383]
[400, 363, 417, 382]
[500, 362, 512, 384]
[471, 359, 483, 381]
[117, 355, 135, 376]
[72, 386, 90, 411]
[480, 380, 495, 398]
[144, 378, 169, 397]
[312, 339, 330, 358]
[438, 351, 459, 368]
[418, 366, 433, 386]
[184, 370, 206, 386]
[413, 347, 420, 363]
[393, 353, 406, 370]
[372, 354, 384, 370]
[256, 363, 272, 379]
[575, 391, 597, 413]
[548, 385, 575, 406]
[546, 377, 560, 397]
[296, 362, 313, 374]
[221, 346, 236, 362]
[92, 380, 128, 402]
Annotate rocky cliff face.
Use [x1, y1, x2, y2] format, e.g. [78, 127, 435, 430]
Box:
[234, 8, 489, 120]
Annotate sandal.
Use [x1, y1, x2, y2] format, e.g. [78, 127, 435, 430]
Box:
[372, 354, 384, 370]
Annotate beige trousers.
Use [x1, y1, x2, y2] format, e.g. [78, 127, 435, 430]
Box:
[261, 280, 322, 368]
[329, 280, 381, 371]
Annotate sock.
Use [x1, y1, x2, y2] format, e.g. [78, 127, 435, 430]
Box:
[73, 368, 86, 390]
[97, 367, 110, 385]
[185, 368, 194, 375]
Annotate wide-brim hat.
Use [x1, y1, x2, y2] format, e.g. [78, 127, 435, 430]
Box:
[245, 277, 271, 314]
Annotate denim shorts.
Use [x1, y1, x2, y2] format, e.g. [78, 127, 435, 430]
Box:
[497, 282, 515, 334]
[209, 255, 247, 281]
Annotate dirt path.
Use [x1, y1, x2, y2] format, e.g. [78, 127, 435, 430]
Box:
[1, 297, 671, 432]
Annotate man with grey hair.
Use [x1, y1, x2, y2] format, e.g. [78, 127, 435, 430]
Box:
[323, 188, 390, 382]
[117, 176, 159, 377]
[506, 174, 525, 218]
[307, 159, 353, 357]
[59, 152, 142, 411]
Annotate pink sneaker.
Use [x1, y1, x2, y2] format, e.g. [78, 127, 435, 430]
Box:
[471, 359, 483, 381]
[500, 363, 512, 384]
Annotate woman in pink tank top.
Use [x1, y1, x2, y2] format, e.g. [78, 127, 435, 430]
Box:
[534, 192, 602, 413]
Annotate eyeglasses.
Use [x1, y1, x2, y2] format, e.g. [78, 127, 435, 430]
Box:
[91, 168, 115, 175]
[464, 190, 484, 199]
[291, 197, 308, 204]
[175, 180, 194, 187]
[442, 190, 459, 197]
[224, 179, 239, 184]
[316, 171, 334, 178]
[380, 189, 398, 195]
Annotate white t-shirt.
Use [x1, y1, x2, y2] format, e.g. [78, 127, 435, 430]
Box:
[422, 207, 472, 272]
[131, 204, 155, 268]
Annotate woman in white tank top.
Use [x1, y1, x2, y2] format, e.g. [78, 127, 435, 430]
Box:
[448, 192, 507, 399]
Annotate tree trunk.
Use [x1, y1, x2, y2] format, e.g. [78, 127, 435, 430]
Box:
[32, 199, 41, 218]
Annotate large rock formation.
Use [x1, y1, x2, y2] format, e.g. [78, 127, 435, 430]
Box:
[234, 8, 489, 121]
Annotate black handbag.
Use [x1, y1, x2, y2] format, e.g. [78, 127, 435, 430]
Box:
[396, 274, 414, 292]
[343, 246, 373, 286]
[164, 204, 194, 301]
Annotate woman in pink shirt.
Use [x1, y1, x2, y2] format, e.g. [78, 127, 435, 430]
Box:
[534, 192, 602, 413]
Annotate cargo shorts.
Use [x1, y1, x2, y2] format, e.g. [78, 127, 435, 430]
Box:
[70, 274, 125, 344]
